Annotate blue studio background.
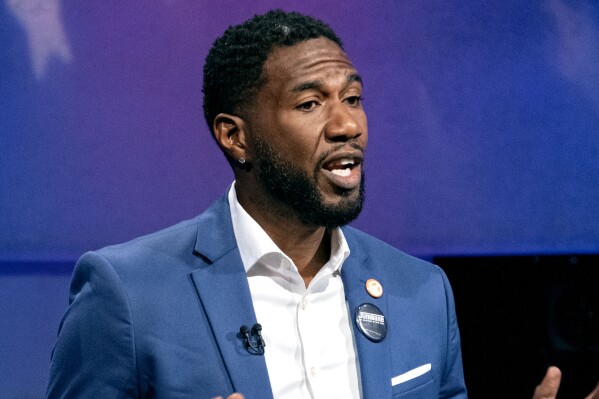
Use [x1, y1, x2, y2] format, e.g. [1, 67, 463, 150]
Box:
[1, 1, 598, 397]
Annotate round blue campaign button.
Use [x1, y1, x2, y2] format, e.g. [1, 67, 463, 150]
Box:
[355, 303, 387, 342]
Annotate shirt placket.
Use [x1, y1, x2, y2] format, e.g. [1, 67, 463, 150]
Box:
[297, 291, 321, 397]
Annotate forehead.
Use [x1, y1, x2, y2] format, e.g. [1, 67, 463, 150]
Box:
[262, 37, 358, 90]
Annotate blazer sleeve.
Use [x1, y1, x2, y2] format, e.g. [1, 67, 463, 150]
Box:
[438, 268, 468, 399]
[46, 251, 138, 398]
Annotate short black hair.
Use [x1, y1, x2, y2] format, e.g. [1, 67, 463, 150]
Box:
[202, 9, 343, 134]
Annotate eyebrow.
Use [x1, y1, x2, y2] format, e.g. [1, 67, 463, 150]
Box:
[347, 73, 362, 85]
[290, 73, 363, 93]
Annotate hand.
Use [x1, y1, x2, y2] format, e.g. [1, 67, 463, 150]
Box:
[585, 381, 599, 399]
[532, 366, 599, 399]
[532, 366, 561, 399]
[212, 394, 244, 399]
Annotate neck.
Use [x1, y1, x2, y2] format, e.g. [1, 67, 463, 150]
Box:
[236, 181, 331, 287]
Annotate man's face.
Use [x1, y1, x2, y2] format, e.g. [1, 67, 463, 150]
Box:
[244, 37, 368, 227]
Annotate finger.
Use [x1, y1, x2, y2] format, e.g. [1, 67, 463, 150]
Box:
[532, 366, 562, 399]
[584, 381, 599, 399]
[227, 394, 244, 399]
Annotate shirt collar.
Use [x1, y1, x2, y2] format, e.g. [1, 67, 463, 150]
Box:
[228, 182, 350, 274]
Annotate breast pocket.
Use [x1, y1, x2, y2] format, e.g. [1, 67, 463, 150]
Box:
[391, 364, 435, 398]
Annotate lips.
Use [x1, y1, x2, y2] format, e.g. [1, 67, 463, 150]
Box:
[321, 151, 363, 190]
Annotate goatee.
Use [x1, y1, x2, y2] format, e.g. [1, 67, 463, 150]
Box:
[253, 138, 365, 228]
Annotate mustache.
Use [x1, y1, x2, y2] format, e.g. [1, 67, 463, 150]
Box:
[316, 141, 365, 169]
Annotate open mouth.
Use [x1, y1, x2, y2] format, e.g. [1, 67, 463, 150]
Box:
[323, 157, 360, 177]
[321, 153, 363, 190]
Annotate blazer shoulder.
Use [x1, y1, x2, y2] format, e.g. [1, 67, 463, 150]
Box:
[84, 194, 233, 278]
[342, 226, 446, 287]
[343, 226, 439, 270]
[76, 216, 203, 285]
[96, 217, 199, 258]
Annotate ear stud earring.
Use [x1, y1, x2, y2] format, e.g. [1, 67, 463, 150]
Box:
[238, 158, 246, 164]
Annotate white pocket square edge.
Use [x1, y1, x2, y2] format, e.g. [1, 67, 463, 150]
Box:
[391, 363, 432, 386]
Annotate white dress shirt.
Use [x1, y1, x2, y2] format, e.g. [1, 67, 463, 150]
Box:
[228, 184, 362, 399]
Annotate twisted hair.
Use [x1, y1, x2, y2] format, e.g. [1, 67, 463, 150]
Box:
[202, 10, 343, 134]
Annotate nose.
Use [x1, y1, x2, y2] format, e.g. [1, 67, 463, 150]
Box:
[324, 102, 365, 142]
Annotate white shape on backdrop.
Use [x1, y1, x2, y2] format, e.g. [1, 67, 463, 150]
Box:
[546, 0, 599, 111]
[7, 0, 72, 80]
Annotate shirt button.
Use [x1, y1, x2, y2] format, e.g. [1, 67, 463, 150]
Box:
[301, 297, 309, 310]
[310, 367, 319, 377]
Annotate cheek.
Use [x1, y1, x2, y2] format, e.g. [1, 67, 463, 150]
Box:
[284, 138, 319, 167]
[276, 122, 323, 160]
[358, 114, 369, 147]
[357, 111, 368, 132]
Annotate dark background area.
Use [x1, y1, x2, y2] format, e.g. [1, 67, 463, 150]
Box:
[437, 255, 599, 398]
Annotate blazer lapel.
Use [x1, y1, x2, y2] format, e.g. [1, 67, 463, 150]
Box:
[190, 196, 274, 399]
[342, 229, 393, 399]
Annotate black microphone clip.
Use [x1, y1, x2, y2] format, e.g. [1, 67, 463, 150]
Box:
[239, 323, 266, 355]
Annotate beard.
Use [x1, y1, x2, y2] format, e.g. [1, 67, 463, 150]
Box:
[252, 138, 365, 228]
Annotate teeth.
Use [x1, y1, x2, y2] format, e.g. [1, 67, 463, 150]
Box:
[323, 157, 358, 176]
[331, 168, 352, 177]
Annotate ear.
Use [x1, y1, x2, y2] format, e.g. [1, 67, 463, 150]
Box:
[213, 113, 249, 163]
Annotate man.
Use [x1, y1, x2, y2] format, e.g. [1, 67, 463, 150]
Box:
[47, 10, 468, 398]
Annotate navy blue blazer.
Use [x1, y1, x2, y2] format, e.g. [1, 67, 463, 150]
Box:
[47, 194, 467, 398]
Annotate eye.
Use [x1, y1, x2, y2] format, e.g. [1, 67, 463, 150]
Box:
[346, 95, 363, 107]
[296, 100, 319, 112]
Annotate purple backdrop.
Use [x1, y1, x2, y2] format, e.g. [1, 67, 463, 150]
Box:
[2, 1, 598, 260]
[1, 0, 598, 397]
